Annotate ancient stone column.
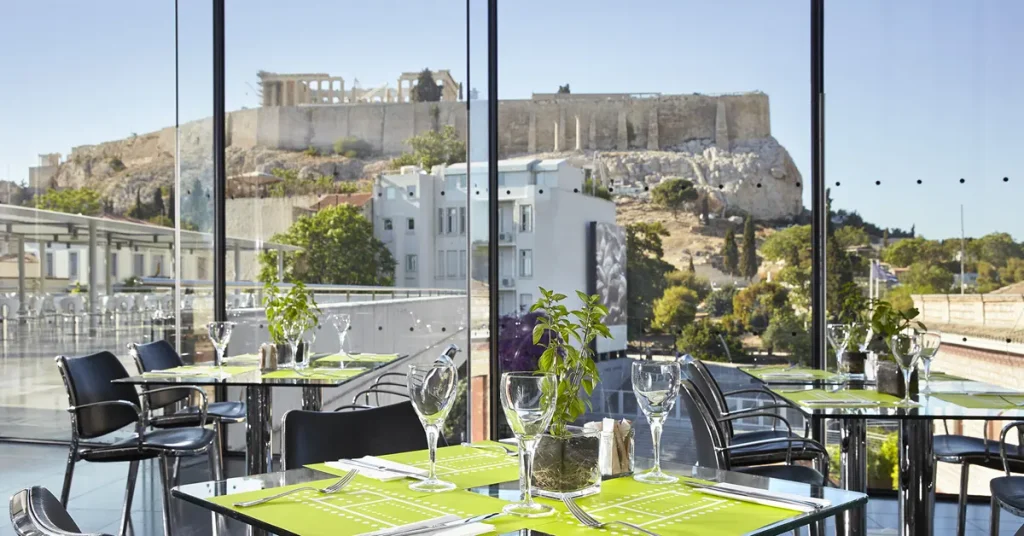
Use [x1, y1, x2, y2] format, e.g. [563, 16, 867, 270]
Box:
[557, 108, 567, 152]
[575, 116, 582, 151]
[617, 109, 629, 150]
[589, 114, 597, 150]
[528, 109, 537, 153]
[397, 79, 404, 102]
[647, 106, 659, 150]
[553, 121, 561, 152]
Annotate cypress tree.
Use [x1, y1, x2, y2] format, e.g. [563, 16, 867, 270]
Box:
[740, 216, 759, 279]
[722, 228, 739, 276]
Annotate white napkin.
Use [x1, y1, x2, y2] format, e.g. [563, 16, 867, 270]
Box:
[325, 456, 428, 482]
[695, 483, 831, 513]
[358, 515, 494, 536]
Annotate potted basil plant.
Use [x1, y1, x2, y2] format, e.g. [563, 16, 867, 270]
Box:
[263, 281, 321, 368]
[868, 300, 926, 396]
[528, 288, 611, 499]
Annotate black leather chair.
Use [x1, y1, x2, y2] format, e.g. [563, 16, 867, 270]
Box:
[128, 340, 246, 475]
[282, 401, 427, 469]
[679, 378, 829, 486]
[989, 421, 1024, 535]
[9, 486, 108, 536]
[934, 421, 1024, 536]
[56, 351, 220, 536]
[684, 360, 826, 469]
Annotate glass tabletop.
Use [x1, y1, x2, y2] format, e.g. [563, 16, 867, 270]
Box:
[769, 381, 1024, 420]
[113, 355, 407, 387]
[173, 460, 867, 536]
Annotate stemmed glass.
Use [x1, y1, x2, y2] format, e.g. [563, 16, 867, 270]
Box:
[919, 331, 942, 393]
[499, 372, 557, 517]
[632, 360, 681, 484]
[207, 321, 235, 369]
[889, 332, 923, 407]
[827, 323, 852, 378]
[283, 321, 305, 370]
[407, 361, 459, 493]
[328, 313, 351, 360]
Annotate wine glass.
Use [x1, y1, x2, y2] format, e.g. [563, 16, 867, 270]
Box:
[826, 323, 852, 378]
[499, 372, 557, 517]
[889, 332, 923, 407]
[283, 320, 305, 370]
[328, 313, 351, 358]
[919, 330, 942, 393]
[632, 360, 681, 484]
[407, 362, 459, 493]
[207, 321, 235, 368]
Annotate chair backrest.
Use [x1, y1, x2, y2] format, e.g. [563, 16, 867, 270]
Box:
[56, 351, 141, 440]
[683, 360, 734, 438]
[678, 379, 730, 471]
[282, 402, 427, 469]
[9, 486, 100, 536]
[129, 340, 190, 410]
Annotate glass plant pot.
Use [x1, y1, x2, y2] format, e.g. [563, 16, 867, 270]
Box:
[531, 426, 601, 499]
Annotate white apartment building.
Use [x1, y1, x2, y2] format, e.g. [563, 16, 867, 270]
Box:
[374, 158, 618, 323]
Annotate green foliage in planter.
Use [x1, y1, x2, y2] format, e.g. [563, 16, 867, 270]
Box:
[530, 288, 611, 438]
[263, 281, 321, 345]
[867, 299, 926, 355]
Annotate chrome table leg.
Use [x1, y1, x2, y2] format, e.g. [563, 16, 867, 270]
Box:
[301, 386, 323, 411]
[899, 418, 935, 536]
[245, 385, 273, 475]
[838, 418, 868, 536]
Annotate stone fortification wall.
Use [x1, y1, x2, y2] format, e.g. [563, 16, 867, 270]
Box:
[72, 92, 770, 159]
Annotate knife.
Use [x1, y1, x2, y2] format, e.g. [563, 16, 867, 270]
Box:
[376, 513, 503, 536]
[689, 483, 824, 511]
[339, 459, 429, 480]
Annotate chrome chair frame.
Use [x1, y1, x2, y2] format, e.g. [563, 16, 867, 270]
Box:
[990, 421, 1024, 535]
[9, 486, 108, 536]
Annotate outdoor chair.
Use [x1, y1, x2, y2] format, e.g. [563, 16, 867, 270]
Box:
[10, 486, 108, 536]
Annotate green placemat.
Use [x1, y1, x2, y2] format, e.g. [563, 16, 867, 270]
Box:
[530, 476, 802, 536]
[741, 366, 841, 381]
[317, 353, 400, 363]
[260, 368, 368, 380]
[310, 443, 520, 490]
[926, 371, 965, 382]
[931, 392, 1024, 409]
[206, 476, 543, 536]
[142, 365, 257, 377]
[776, 388, 903, 407]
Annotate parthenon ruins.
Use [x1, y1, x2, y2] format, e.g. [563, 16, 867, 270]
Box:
[257, 69, 460, 106]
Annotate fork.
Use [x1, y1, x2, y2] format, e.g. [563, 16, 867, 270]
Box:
[561, 496, 661, 536]
[234, 470, 358, 507]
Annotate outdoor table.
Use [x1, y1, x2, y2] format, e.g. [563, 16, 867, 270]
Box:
[741, 366, 1024, 536]
[172, 445, 868, 536]
[115, 353, 405, 475]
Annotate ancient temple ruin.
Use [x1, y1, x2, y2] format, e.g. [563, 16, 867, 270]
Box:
[257, 69, 460, 106]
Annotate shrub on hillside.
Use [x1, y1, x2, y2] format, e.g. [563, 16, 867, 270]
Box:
[333, 137, 375, 159]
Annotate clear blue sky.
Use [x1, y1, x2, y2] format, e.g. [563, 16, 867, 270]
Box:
[1, 0, 1020, 239]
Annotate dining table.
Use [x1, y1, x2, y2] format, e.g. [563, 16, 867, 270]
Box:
[740, 365, 1024, 536]
[115, 352, 406, 475]
[172, 444, 869, 536]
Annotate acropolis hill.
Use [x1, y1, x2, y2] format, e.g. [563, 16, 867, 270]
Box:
[50, 71, 803, 220]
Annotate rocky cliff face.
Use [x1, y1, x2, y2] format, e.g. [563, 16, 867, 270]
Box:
[581, 137, 803, 220]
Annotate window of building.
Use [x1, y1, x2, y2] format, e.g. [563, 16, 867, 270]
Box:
[520, 205, 533, 232]
[459, 207, 467, 235]
[386, 187, 396, 200]
[446, 250, 457, 278]
[437, 208, 444, 235]
[459, 250, 467, 278]
[406, 254, 418, 273]
[498, 172, 506, 187]
[520, 249, 533, 278]
[383, 218, 393, 231]
[68, 251, 79, 279]
[407, 217, 415, 231]
[407, 185, 416, 198]
[520, 293, 533, 312]
[197, 257, 208, 280]
[436, 253, 445, 279]
[153, 255, 165, 277]
[447, 208, 457, 234]
[45, 252, 54, 278]
[457, 175, 467, 189]
[133, 253, 145, 277]
[445, 175, 457, 191]
[110, 252, 118, 278]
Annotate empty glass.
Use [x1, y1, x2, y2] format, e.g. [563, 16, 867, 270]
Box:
[282, 321, 305, 370]
[890, 332, 923, 407]
[827, 323, 852, 377]
[207, 321, 235, 368]
[499, 372, 557, 517]
[328, 313, 351, 358]
[919, 330, 942, 393]
[407, 361, 459, 492]
[632, 360, 681, 484]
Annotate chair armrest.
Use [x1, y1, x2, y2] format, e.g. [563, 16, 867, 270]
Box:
[717, 412, 795, 463]
[141, 386, 209, 428]
[999, 421, 1024, 476]
[722, 388, 787, 405]
[67, 400, 145, 437]
[350, 388, 409, 405]
[723, 404, 809, 437]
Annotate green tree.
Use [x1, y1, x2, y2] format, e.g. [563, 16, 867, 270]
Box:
[969, 232, 1023, 268]
[826, 235, 857, 320]
[902, 262, 953, 293]
[676, 319, 744, 362]
[650, 178, 697, 218]
[625, 222, 675, 339]
[391, 125, 466, 170]
[664, 269, 712, 301]
[33, 188, 103, 216]
[411, 69, 442, 102]
[761, 225, 811, 267]
[722, 228, 739, 275]
[152, 188, 165, 217]
[739, 217, 759, 279]
[999, 258, 1024, 285]
[557, 84, 571, 94]
[183, 178, 211, 232]
[652, 285, 700, 334]
[258, 204, 395, 285]
[166, 186, 175, 224]
[882, 228, 889, 247]
[687, 255, 696, 273]
[583, 177, 611, 200]
[732, 281, 791, 333]
[976, 261, 1002, 293]
[761, 313, 810, 360]
[706, 285, 737, 317]
[333, 137, 375, 158]
[881, 237, 947, 267]
[835, 226, 870, 249]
